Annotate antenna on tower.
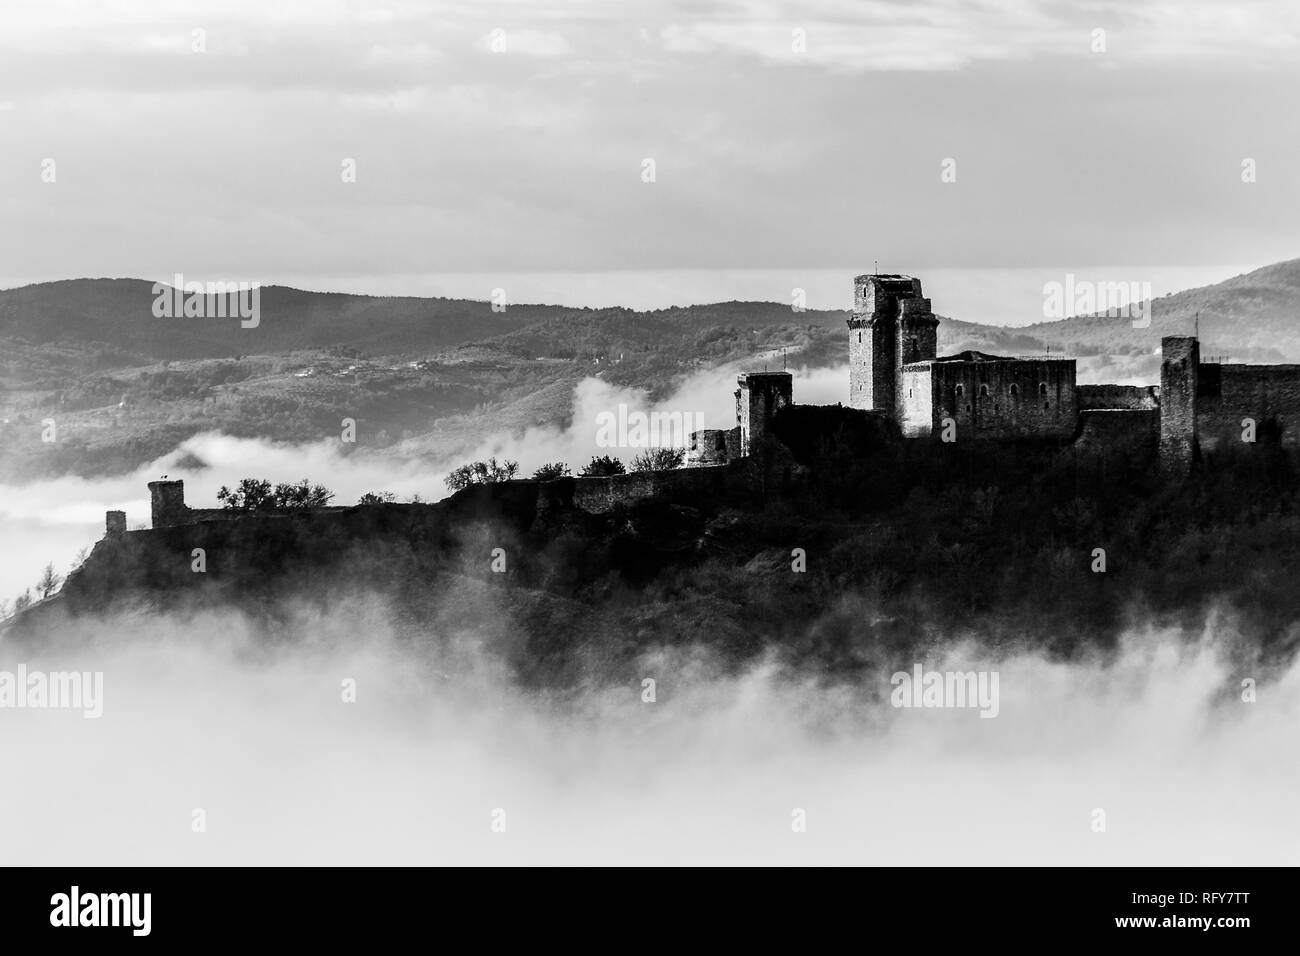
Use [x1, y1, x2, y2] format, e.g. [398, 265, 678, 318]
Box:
[874, 259, 879, 275]
[1195, 311, 1200, 339]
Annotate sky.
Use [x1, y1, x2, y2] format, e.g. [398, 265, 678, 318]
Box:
[1, 0, 1298, 308]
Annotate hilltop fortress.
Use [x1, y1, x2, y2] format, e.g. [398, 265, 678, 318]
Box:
[104, 272, 1300, 539]
[7, 269, 1299, 642]
[686, 273, 1300, 478]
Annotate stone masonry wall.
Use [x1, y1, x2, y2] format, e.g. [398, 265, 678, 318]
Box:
[570, 460, 751, 515]
[925, 358, 1077, 440]
[1077, 384, 1159, 410]
[1197, 364, 1300, 453]
[899, 366, 934, 437]
[1159, 337, 1199, 473]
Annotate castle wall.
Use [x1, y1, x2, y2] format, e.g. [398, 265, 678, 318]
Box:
[899, 366, 934, 437]
[686, 428, 732, 467]
[1196, 364, 1300, 452]
[724, 426, 742, 461]
[1072, 409, 1160, 454]
[894, 297, 939, 416]
[736, 372, 792, 458]
[1077, 384, 1159, 410]
[188, 508, 240, 524]
[847, 317, 875, 410]
[1159, 336, 1199, 473]
[570, 461, 750, 514]
[927, 359, 1076, 440]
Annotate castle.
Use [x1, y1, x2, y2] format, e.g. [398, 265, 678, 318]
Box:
[688, 273, 1300, 476]
[112, 272, 1300, 537]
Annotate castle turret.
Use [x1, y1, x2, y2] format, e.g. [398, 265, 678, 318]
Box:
[848, 275, 936, 417]
[735, 371, 792, 458]
[685, 428, 732, 467]
[1160, 336, 1199, 474]
[148, 479, 188, 529]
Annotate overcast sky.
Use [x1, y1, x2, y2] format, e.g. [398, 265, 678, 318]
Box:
[1, 0, 1298, 300]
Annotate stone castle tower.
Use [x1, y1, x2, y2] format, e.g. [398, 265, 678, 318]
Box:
[1159, 335, 1200, 474]
[735, 371, 793, 457]
[847, 275, 939, 416]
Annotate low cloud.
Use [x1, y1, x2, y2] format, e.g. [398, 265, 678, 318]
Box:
[0, 361, 843, 598]
[2, 605, 1294, 865]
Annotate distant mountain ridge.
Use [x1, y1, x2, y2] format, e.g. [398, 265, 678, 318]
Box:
[4, 257, 1299, 365]
[1021, 258, 1300, 363]
[2, 259, 1299, 482]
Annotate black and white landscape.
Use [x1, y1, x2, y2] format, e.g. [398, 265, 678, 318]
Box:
[2, 0, 1299, 871]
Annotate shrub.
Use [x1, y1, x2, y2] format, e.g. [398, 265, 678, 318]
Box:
[273, 479, 335, 509]
[580, 455, 625, 477]
[216, 478, 274, 511]
[532, 462, 571, 481]
[216, 477, 334, 510]
[445, 457, 520, 491]
[631, 447, 685, 473]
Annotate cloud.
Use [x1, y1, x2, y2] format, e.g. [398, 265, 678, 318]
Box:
[660, 0, 1300, 70]
[479, 28, 574, 57]
[0, 360, 842, 598]
[2, 1, 1299, 317]
[1, 604, 1295, 864]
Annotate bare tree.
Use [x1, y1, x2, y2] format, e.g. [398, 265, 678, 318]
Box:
[631, 447, 685, 473]
[37, 563, 62, 599]
[13, 588, 33, 613]
[444, 457, 520, 491]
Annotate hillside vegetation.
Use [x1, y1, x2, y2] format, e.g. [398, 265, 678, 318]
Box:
[3, 259, 1300, 480]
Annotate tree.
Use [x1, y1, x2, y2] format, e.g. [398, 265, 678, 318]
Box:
[216, 478, 274, 511]
[444, 457, 520, 491]
[580, 455, 625, 477]
[532, 462, 571, 481]
[37, 563, 62, 599]
[273, 479, 335, 509]
[631, 447, 685, 473]
[13, 589, 33, 613]
[216, 477, 333, 510]
[357, 491, 397, 505]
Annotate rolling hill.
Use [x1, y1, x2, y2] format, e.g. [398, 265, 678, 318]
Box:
[2, 258, 1299, 481]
